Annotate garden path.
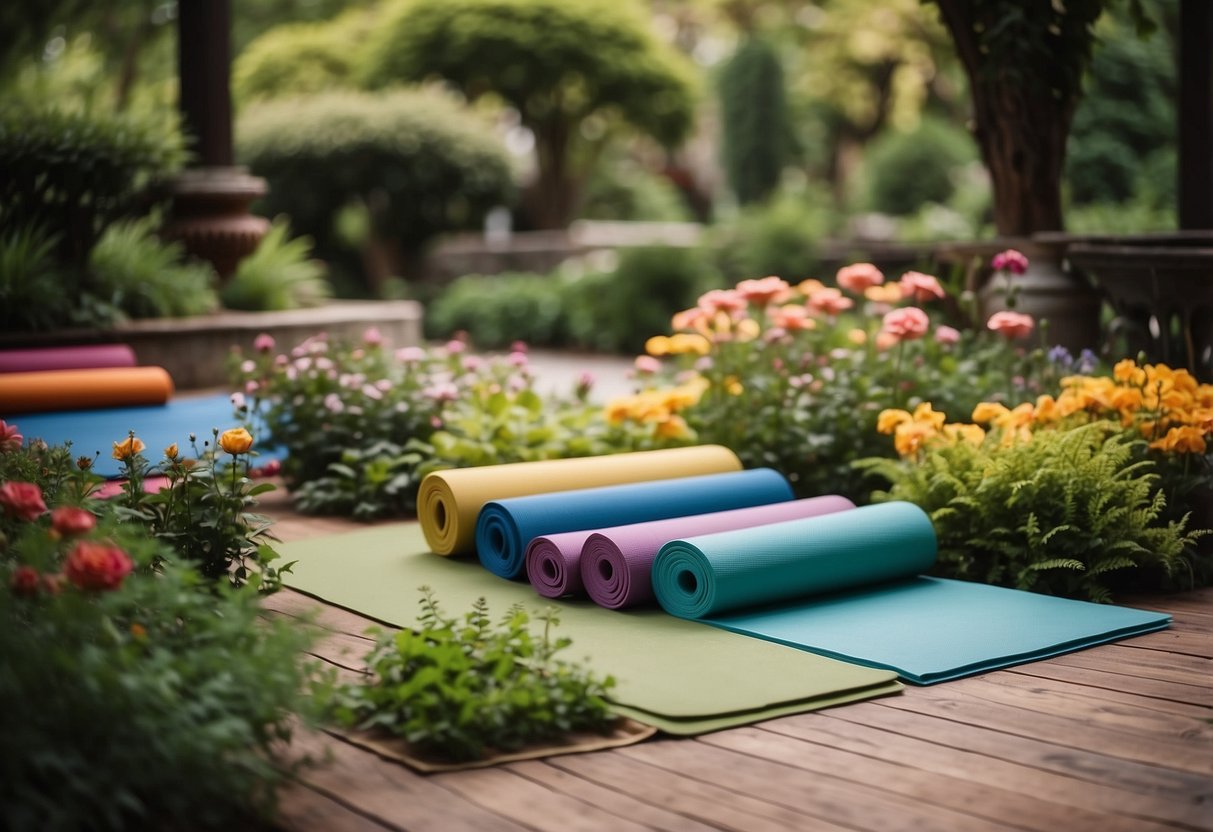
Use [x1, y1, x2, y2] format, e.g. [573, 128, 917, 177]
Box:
[261, 501, 1213, 832]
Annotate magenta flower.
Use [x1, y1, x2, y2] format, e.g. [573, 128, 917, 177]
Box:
[253, 333, 275, 353]
[0, 420, 22, 453]
[991, 249, 1029, 275]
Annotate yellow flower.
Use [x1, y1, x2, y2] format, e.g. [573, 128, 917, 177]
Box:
[645, 335, 671, 357]
[218, 427, 254, 455]
[1033, 395, 1061, 424]
[112, 434, 146, 461]
[724, 376, 744, 396]
[1113, 358, 1145, 386]
[864, 283, 903, 304]
[877, 409, 912, 434]
[911, 402, 947, 430]
[605, 398, 634, 424]
[893, 421, 938, 458]
[668, 333, 712, 355]
[654, 415, 692, 440]
[943, 423, 986, 447]
[971, 402, 1009, 425]
[1001, 402, 1035, 429]
[164, 443, 179, 460]
[736, 318, 761, 342]
[796, 278, 825, 296]
[847, 328, 867, 346]
[1149, 425, 1208, 454]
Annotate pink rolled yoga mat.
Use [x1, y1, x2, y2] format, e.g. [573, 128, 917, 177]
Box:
[0, 344, 137, 374]
[578, 496, 856, 609]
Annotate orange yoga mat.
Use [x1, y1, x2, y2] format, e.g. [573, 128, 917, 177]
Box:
[0, 367, 175, 414]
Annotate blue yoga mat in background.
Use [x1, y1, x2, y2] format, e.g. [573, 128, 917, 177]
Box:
[7, 394, 284, 478]
[653, 502, 1171, 684]
[475, 468, 794, 580]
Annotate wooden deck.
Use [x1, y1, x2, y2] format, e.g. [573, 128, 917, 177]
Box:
[264, 506, 1213, 832]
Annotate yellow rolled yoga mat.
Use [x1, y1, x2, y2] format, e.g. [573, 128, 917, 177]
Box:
[418, 445, 743, 555]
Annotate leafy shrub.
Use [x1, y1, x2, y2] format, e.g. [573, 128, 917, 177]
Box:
[858, 116, 977, 216]
[859, 422, 1201, 602]
[232, 8, 373, 103]
[718, 36, 792, 205]
[0, 223, 74, 332]
[89, 219, 219, 320]
[713, 188, 835, 282]
[425, 272, 568, 349]
[0, 431, 316, 830]
[0, 103, 184, 283]
[579, 158, 692, 222]
[331, 589, 616, 762]
[236, 89, 515, 277]
[221, 217, 331, 312]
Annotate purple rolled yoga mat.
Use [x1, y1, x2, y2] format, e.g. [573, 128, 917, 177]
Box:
[0, 344, 137, 374]
[580, 496, 856, 609]
[526, 530, 598, 599]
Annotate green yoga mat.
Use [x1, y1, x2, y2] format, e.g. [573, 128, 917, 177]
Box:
[280, 523, 902, 734]
[653, 502, 1172, 684]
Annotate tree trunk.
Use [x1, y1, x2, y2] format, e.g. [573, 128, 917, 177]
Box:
[525, 116, 577, 230]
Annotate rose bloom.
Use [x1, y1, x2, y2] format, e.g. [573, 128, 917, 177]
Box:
[218, 427, 254, 455]
[0, 419, 22, 453]
[769, 304, 815, 331]
[253, 333, 275, 353]
[51, 506, 96, 536]
[736, 276, 791, 307]
[671, 306, 707, 332]
[10, 565, 41, 597]
[881, 307, 930, 340]
[898, 271, 946, 303]
[807, 288, 854, 316]
[836, 263, 884, 294]
[0, 481, 47, 521]
[987, 310, 1035, 340]
[112, 435, 145, 461]
[697, 289, 748, 317]
[934, 325, 961, 345]
[363, 326, 384, 347]
[991, 249, 1029, 275]
[64, 541, 134, 592]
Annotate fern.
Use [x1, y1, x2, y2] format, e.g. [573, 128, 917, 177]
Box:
[221, 217, 331, 311]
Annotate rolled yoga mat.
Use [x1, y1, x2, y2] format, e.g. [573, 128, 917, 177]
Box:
[484, 467, 793, 581]
[417, 445, 742, 556]
[579, 495, 855, 609]
[0, 366, 174, 414]
[652, 501, 1172, 684]
[0, 344, 137, 374]
[279, 522, 903, 736]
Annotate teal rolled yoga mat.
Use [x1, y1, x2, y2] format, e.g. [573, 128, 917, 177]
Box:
[476, 468, 794, 580]
[653, 501, 1171, 684]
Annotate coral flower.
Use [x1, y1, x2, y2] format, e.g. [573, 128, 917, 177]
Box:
[987, 311, 1035, 340]
[218, 427, 254, 455]
[864, 283, 903, 304]
[898, 271, 947, 303]
[881, 307, 930, 340]
[0, 481, 47, 521]
[697, 289, 748, 317]
[112, 434, 145, 461]
[736, 276, 791, 306]
[807, 288, 854, 316]
[671, 306, 707, 332]
[769, 304, 816, 332]
[835, 263, 884, 294]
[934, 325, 961, 345]
[64, 541, 134, 592]
[51, 507, 96, 536]
[991, 249, 1029, 275]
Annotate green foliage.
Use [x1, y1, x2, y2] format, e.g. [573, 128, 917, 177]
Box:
[0, 437, 317, 830]
[718, 37, 792, 205]
[579, 158, 693, 222]
[232, 8, 373, 103]
[0, 223, 74, 332]
[331, 589, 616, 762]
[221, 218, 331, 312]
[714, 188, 835, 281]
[293, 441, 424, 521]
[860, 422, 1201, 601]
[0, 102, 184, 283]
[236, 89, 515, 272]
[426, 272, 569, 350]
[89, 219, 219, 319]
[859, 116, 977, 216]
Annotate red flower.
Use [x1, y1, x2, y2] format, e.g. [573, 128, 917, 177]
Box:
[0, 482, 47, 521]
[0, 420, 22, 453]
[882, 307, 931, 341]
[10, 566, 40, 597]
[987, 310, 1035, 340]
[64, 541, 134, 592]
[51, 507, 96, 536]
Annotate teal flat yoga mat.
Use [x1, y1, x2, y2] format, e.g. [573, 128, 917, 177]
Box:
[8, 394, 284, 478]
[653, 502, 1172, 684]
[279, 523, 903, 734]
[476, 468, 793, 580]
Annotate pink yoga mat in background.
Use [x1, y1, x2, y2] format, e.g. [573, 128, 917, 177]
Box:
[578, 496, 857, 609]
[0, 344, 137, 374]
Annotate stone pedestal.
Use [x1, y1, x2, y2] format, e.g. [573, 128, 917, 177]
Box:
[160, 167, 271, 281]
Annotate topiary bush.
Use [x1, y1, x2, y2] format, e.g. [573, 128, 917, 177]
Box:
[717, 36, 793, 206]
[232, 8, 374, 103]
[713, 188, 834, 282]
[859, 116, 977, 216]
[425, 272, 568, 350]
[236, 89, 515, 283]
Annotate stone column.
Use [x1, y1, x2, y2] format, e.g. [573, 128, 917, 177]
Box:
[1179, 0, 1213, 230]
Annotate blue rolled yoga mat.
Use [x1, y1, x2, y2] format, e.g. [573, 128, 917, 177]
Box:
[653, 501, 1172, 684]
[476, 468, 794, 580]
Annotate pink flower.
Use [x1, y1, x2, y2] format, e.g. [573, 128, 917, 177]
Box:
[245, 380, 260, 395]
[323, 393, 344, 413]
[881, 307, 930, 341]
[898, 271, 946, 303]
[363, 327, 384, 347]
[736, 276, 791, 307]
[934, 325, 961, 345]
[697, 289, 748, 317]
[423, 382, 459, 403]
[991, 249, 1029, 275]
[51, 507, 96, 536]
[807, 288, 854, 316]
[230, 392, 246, 410]
[769, 304, 815, 331]
[508, 351, 528, 368]
[461, 355, 484, 373]
[10, 566, 41, 597]
[361, 384, 384, 401]
[0, 482, 46, 521]
[253, 333, 275, 353]
[672, 307, 707, 331]
[251, 459, 282, 478]
[511, 341, 529, 354]
[987, 310, 1035, 340]
[0, 420, 22, 453]
[445, 339, 467, 355]
[64, 541, 133, 592]
[395, 346, 426, 363]
[634, 355, 662, 375]
[835, 263, 884, 294]
[575, 371, 595, 398]
[240, 359, 256, 374]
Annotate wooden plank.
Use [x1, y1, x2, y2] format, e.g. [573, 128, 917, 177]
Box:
[621, 738, 1021, 832]
[286, 729, 530, 832]
[770, 712, 1196, 831]
[1121, 629, 1213, 659]
[701, 726, 1152, 832]
[550, 745, 855, 832]
[1006, 662, 1213, 711]
[274, 781, 397, 832]
[1045, 644, 1213, 688]
[430, 765, 656, 832]
[504, 759, 721, 832]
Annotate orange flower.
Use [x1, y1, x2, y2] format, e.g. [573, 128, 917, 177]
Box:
[807, 288, 854, 316]
[218, 427, 254, 455]
[645, 336, 671, 356]
[796, 278, 825, 296]
[112, 434, 145, 461]
[1149, 426, 1208, 454]
[654, 415, 692, 440]
[864, 283, 903, 304]
[971, 402, 1010, 424]
[769, 304, 816, 332]
[877, 409, 912, 434]
[1113, 358, 1146, 386]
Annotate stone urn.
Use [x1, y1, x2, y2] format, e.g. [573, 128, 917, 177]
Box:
[159, 167, 271, 282]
